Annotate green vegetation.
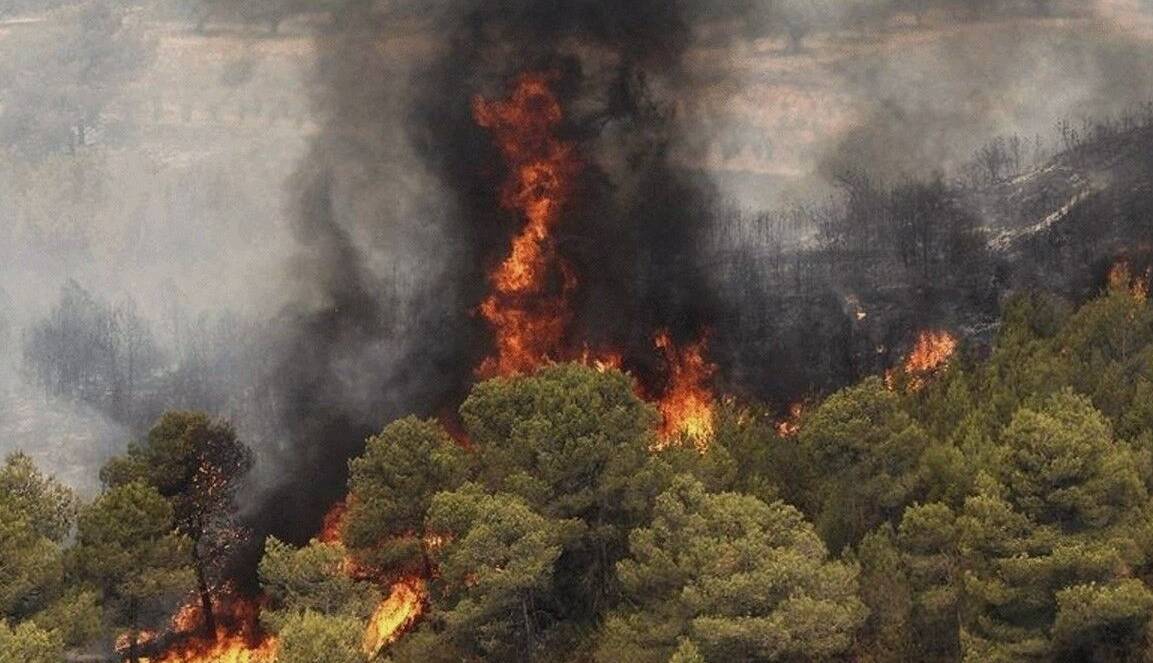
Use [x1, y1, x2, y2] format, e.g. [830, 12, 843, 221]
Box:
[8, 278, 1153, 660]
[318, 276, 1153, 661]
[70, 481, 195, 658]
[275, 610, 365, 663]
[259, 537, 380, 629]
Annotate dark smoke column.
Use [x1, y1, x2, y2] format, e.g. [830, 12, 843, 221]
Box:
[412, 0, 721, 378]
[248, 0, 724, 553]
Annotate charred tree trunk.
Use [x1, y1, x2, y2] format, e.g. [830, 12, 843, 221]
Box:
[191, 543, 217, 637]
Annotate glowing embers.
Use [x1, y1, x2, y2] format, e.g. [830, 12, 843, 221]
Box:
[653, 331, 717, 449]
[887, 330, 958, 391]
[472, 72, 583, 377]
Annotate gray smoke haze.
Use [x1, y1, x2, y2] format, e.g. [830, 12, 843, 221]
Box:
[0, 2, 311, 491]
[666, 4, 1149, 201]
[2, 0, 1152, 531]
[816, 15, 1153, 185]
[248, 0, 724, 540]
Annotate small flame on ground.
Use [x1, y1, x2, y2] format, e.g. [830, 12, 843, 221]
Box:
[142, 633, 278, 663]
[1108, 260, 1150, 302]
[886, 330, 957, 391]
[776, 402, 804, 437]
[653, 332, 717, 449]
[473, 72, 583, 377]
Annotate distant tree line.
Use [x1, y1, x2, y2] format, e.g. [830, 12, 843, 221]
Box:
[21, 281, 279, 432]
[23, 281, 162, 421]
[702, 109, 1153, 400]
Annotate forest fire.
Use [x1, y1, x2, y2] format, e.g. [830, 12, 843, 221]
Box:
[887, 330, 958, 391]
[132, 500, 427, 662]
[363, 578, 427, 658]
[472, 72, 583, 377]
[1109, 260, 1150, 301]
[776, 402, 805, 437]
[124, 593, 277, 663]
[653, 332, 717, 448]
[904, 331, 958, 375]
[474, 73, 718, 447]
[128, 71, 720, 663]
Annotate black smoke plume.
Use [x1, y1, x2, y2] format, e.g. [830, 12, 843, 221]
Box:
[242, 0, 1153, 562]
[244, 0, 728, 554]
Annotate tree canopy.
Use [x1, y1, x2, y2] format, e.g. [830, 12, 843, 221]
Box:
[11, 279, 1153, 661]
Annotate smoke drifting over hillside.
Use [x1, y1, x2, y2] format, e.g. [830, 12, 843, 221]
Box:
[3, 0, 1153, 557]
[239, 0, 1153, 545]
[819, 16, 1153, 184]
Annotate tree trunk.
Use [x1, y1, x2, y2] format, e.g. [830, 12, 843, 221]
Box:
[522, 597, 534, 663]
[127, 632, 140, 663]
[192, 544, 217, 637]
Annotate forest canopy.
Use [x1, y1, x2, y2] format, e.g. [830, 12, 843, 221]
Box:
[5, 275, 1153, 661]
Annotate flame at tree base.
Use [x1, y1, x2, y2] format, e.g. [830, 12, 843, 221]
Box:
[141, 633, 278, 663]
[127, 514, 429, 663]
[117, 592, 277, 663]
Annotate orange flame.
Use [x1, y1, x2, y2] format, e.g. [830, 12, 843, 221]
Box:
[122, 593, 277, 663]
[579, 345, 624, 373]
[887, 330, 957, 391]
[319, 500, 347, 544]
[320, 500, 429, 654]
[1108, 260, 1149, 302]
[134, 497, 432, 663]
[473, 72, 583, 377]
[143, 633, 278, 663]
[363, 578, 427, 658]
[776, 402, 804, 437]
[904, 330, 958, 375]
[653, 332, 717, 449]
